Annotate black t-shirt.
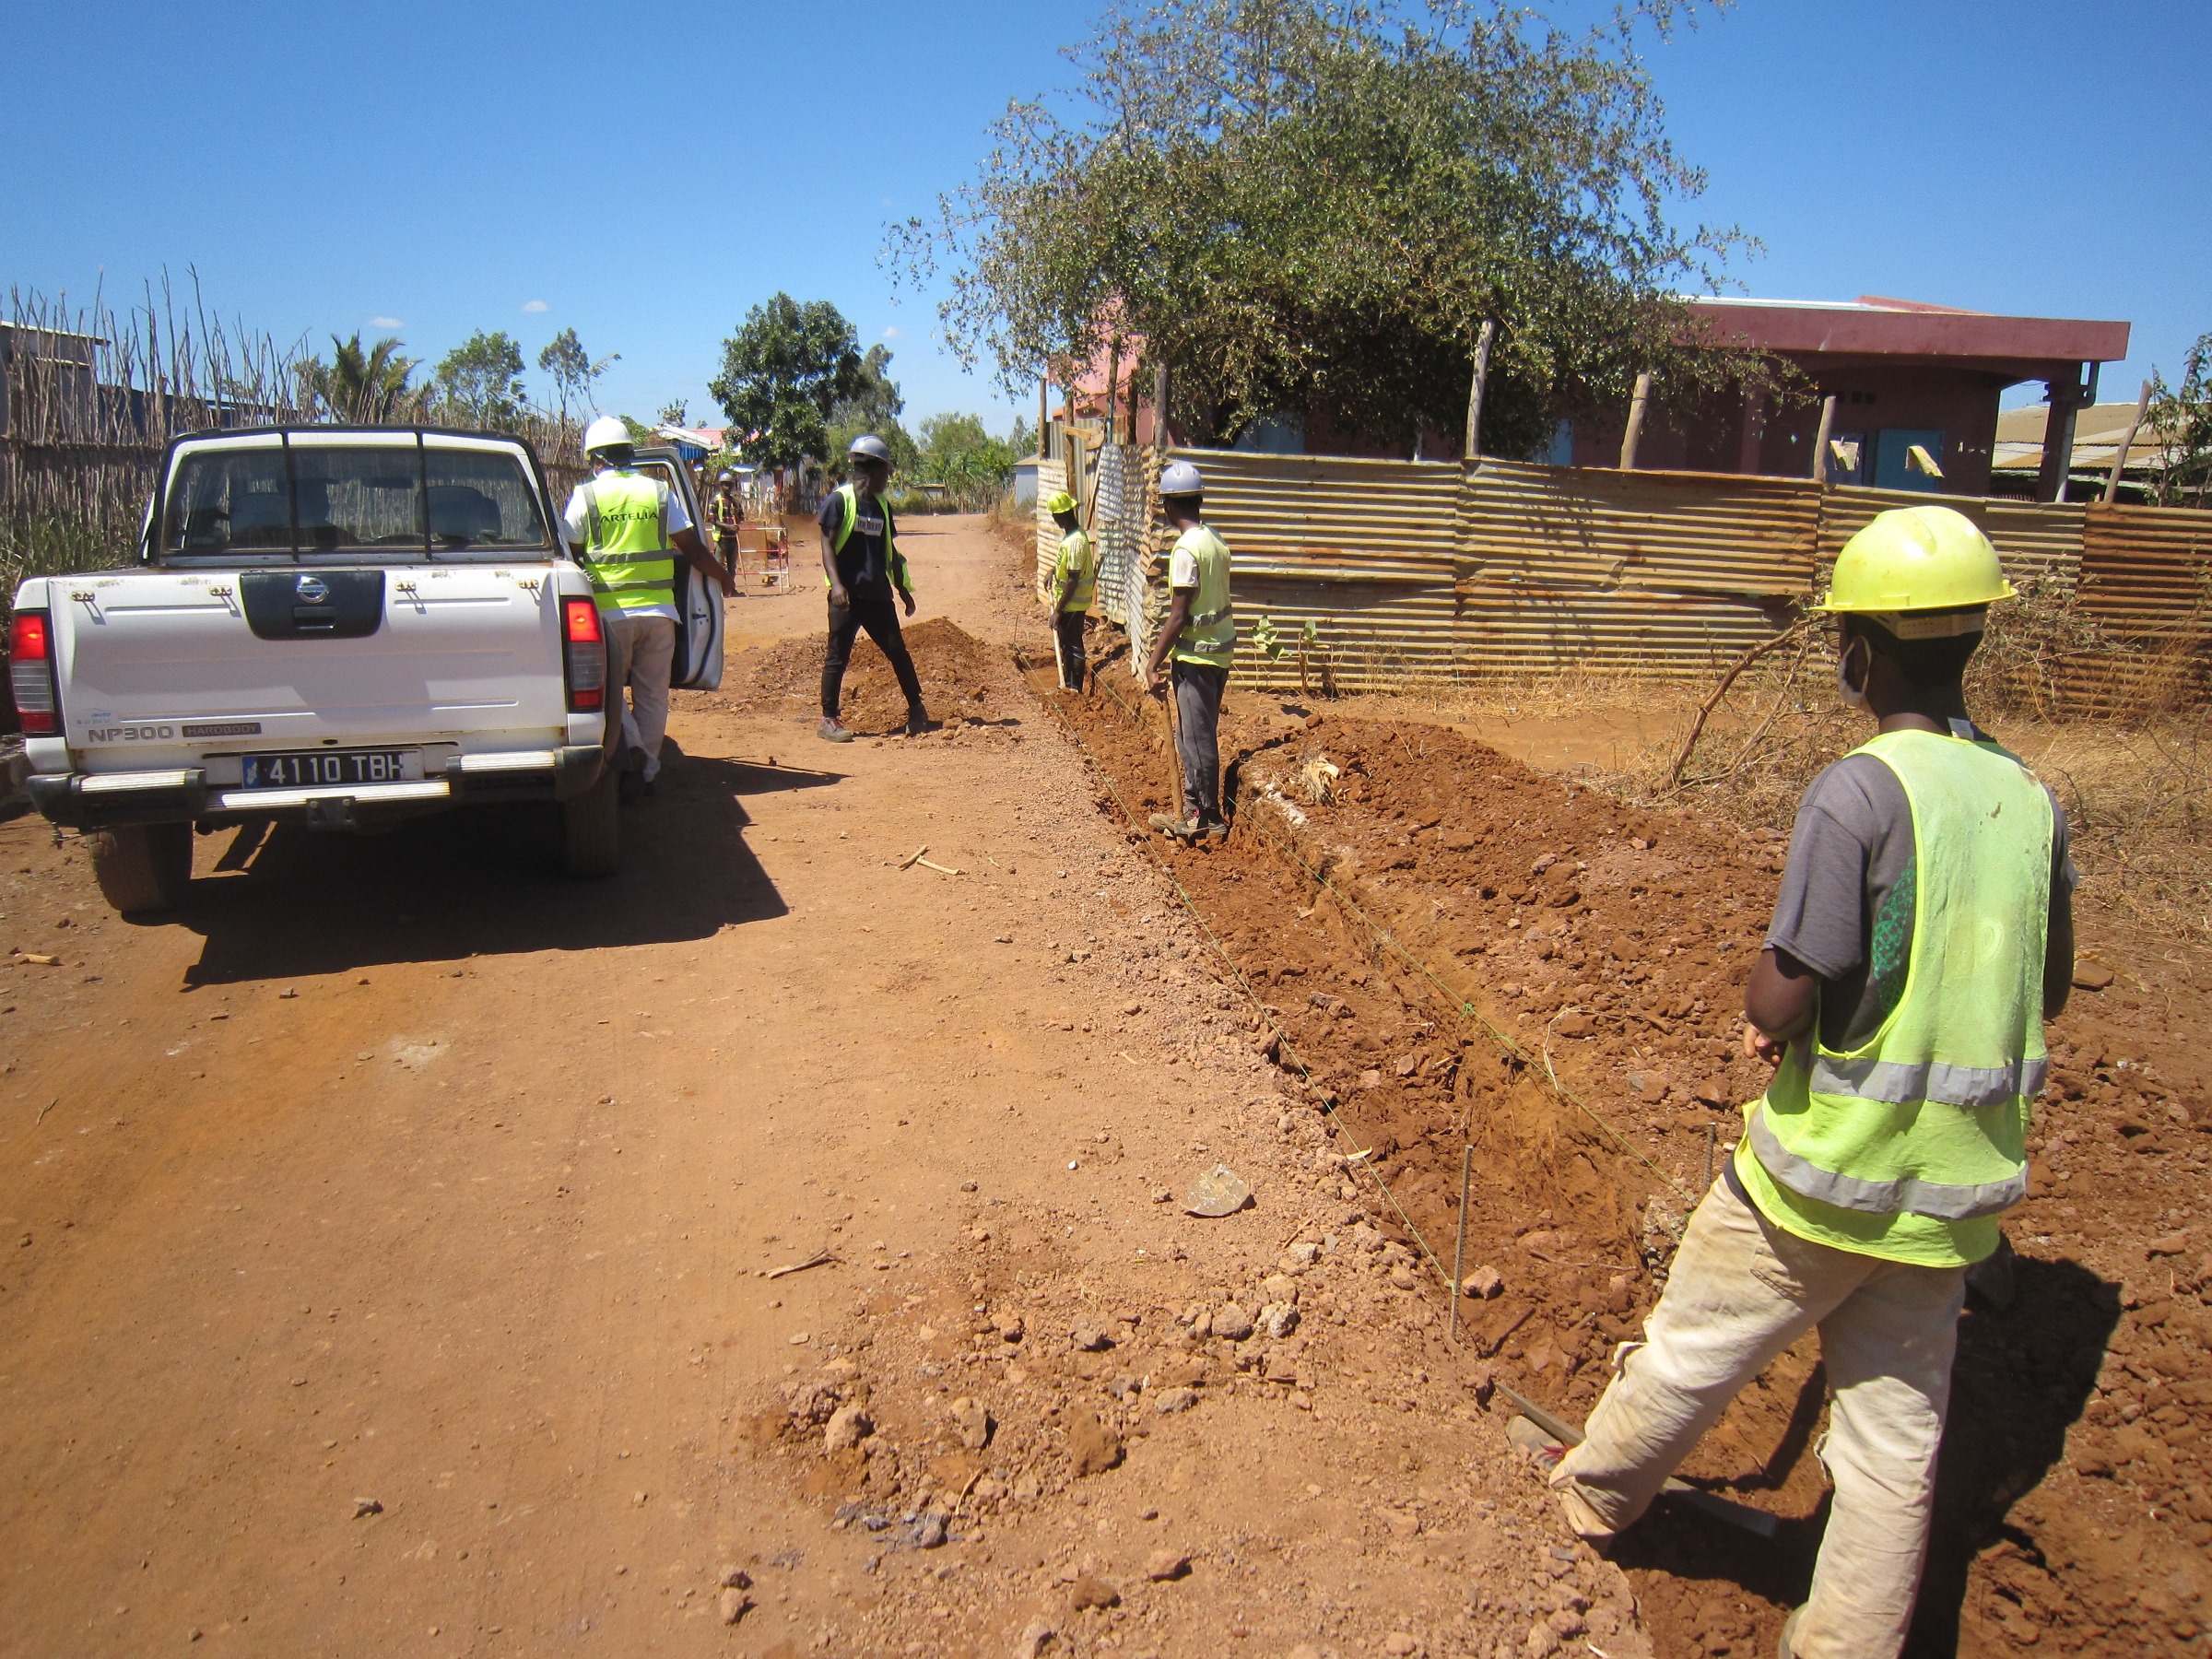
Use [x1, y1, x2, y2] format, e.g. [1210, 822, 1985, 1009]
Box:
[820, 488, 894, 590]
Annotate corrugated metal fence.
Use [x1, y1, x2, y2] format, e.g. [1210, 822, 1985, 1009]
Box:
[1034, 444, 2210, 697]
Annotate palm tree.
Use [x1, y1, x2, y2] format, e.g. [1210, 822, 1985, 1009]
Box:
[299, 334, 424, 423]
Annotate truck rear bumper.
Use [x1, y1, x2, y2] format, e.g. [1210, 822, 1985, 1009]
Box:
[28, 745, 607, 830]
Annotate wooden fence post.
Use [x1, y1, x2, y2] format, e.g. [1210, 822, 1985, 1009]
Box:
[2104, 380, 2152, 504]
[1810, 394, 1838, 485]
[1619, 372, 1653, 471]
[1463, 318, 1497, 462]
[1152, 362, 1170, 448]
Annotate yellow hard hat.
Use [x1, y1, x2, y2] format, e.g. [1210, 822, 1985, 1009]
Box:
[1819, 505, 2013, 634]
[1044, 490, 1078, 516]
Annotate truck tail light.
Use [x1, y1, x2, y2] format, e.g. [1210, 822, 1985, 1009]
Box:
[562, 597, 606, 712]
[8, 610, 59, 735]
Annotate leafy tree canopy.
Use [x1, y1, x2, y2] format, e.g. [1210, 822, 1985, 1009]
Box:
[2146, 331, 2212, 507]
[434, 331, 528, 429]
[710, 294, 867, 470]
[832, 344, 908, 431]
[918, 411, 1022, 507]
[537, 327, 618, 419]
[891, 0, 1751, 456]
[826, 413, 922, 482]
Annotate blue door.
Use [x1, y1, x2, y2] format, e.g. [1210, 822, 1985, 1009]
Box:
[1874, 429, 1945, 493]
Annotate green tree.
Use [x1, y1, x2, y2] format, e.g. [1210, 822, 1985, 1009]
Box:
[536, 327, 618, 420]
[917, 411, 1020, 508]
[709, 294, 867, 471]
[890, 0, 1752, 455]
[298, 333, 424, 423]
[434, 331, 529, 429]
[830, 344, 907, 430]
[825, 413, 922, 483]
[2146, 331, 2212, 507]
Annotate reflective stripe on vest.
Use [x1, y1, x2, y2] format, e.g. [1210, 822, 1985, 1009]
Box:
[829, 484, 908, 594]
[1170, 524, 1234, 667]
[1054, 530, 1095, 611]
[1742, 726, 2053, 1252]
[579, 472, 676, 615]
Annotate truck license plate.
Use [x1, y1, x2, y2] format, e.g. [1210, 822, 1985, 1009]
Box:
[241, 749, 421, 790]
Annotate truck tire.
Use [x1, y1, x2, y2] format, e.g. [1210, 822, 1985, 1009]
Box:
[88, 822, 194, 914]
[562, 762, 620, 877]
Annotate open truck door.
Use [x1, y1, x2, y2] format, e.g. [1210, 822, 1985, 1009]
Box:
[633, 446, 725, 691]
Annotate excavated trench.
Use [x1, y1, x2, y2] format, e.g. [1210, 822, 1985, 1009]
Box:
[714, 612, 2206, 1658]
[1021, 629, 2172, 1659]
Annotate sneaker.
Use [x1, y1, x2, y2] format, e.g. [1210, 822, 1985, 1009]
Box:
[818, 718, 853, 743]
[905, 710, 937, 737]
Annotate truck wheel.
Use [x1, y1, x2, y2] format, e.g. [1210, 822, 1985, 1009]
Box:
[562, 761, 620, 877]
[88, 823, 194, 914]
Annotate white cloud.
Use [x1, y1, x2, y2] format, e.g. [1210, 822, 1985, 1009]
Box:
[522, 300, 549, 313]
[882, 325, 900, 338]
[370, 316, 404, 328]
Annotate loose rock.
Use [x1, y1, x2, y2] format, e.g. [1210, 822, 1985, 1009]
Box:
[1257, 1301, 1300, 1339]
[1068, 1575, 1120, 1611]
[1211, 1302, 1256, 1342]
[1066, 1414, 1124, 1476]
[824, 1404, 873, 1454]
[1143, 1549, 1190, 1582]
[1462, 1266, 1504, 1300]
[717, 1588, 752, 1626]
[1014, 1617, 1056, 1658]
[1153, 1386, 1200, 1415]
[949, 1395, 994, 1451]
[1182, 1162, 1253, 1217]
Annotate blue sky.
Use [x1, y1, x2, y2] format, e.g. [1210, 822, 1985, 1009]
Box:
[7, 1, 2205, 432]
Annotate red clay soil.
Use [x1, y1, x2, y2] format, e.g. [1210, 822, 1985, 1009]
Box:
[705, 618, 1028, 737]
[1039, 635, 2212, 1659]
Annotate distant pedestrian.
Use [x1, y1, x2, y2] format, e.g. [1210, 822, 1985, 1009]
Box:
[562, 416, 733, 799]
[707, 472, 745, 582]
[1142, 459, 1232, 841]
[818, 434, 932, 741]
[1042, 488, 1094, 690]
[1524, 506, 2077, 1659]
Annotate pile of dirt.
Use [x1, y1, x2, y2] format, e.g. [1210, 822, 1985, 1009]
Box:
[1042, 665, 2212, 1659]
[708, 617, 1026, 735]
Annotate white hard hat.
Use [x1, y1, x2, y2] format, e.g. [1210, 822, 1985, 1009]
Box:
[848, 433, 892, 465]
[583, 415, 631, 455]
[1159, 459, 1203, 497]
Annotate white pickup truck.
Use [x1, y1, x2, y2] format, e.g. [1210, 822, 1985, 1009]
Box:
[7, 426, 724, 913]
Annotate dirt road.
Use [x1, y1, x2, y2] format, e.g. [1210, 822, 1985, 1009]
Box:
[6, 512, 2202, 1659]
[0, 519, 1620, 1659]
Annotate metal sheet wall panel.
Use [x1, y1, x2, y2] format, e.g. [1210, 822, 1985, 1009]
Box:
[1458, 585, 1788, 681]
[1464, 461, 1820, 599]
[2081, 503, 2212, 640]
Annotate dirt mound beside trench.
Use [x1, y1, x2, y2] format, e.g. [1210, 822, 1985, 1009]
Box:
[709, 616, 1024, 735]
[1041, 665, 2212, 1659]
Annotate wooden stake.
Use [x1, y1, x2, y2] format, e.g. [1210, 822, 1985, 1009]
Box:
[1619, 372, 1653, 471]
[1106, 339, 1122, 445]
[1810, 394, 1839, 484]
[1037, 377, 1049, 457]
[1448, 1142, 1473, 1343]
[2105, 379, 2153, 504]
[1152, 363, 1170, 448]
[1463, 318, 1497, 462]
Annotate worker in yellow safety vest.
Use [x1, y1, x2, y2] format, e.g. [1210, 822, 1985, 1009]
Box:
[818, 433, 932, 741]
[561, 416, 733, 799]
[1141, 459, 1233, 842]
[1516, 506, 2077, 1659]
[1043, 488, 1094, 691]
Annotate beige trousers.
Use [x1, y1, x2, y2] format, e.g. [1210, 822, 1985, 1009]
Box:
[602, 614, 676, 779]
[1552, 1177, 1966, 1659]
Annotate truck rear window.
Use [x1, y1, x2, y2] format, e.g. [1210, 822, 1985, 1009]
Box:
[162, 443, 551, 557]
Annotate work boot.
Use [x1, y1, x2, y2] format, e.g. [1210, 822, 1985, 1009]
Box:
[1202, 819, 1230, 843]
[618, 746, 651, 804]
[818, 718, 853, 743]
[1147, 813, 1200, 841]
[905, 708, 937, 737]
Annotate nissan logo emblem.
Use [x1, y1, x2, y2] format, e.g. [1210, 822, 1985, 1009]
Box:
[296, 575, 330, 604]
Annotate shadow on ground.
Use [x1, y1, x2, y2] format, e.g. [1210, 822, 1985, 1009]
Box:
[167, 749, 842, 985]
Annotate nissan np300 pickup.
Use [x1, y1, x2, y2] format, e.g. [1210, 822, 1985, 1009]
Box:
[7, 426, 724, 913]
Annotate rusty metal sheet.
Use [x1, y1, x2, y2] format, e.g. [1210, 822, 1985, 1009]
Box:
[2081, 503, 2212, 640]
[1226, 574, 1460, 691]
[1458, 582, 1792, 681]
[1465, 461, 1819, 600]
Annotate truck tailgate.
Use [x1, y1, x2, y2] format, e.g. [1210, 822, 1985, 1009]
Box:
[51, 568, 570, 760]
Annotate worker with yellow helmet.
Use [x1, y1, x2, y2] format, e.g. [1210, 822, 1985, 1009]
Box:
[1042, 488, 1094, 691]
[1524, 506, 2076, 1659]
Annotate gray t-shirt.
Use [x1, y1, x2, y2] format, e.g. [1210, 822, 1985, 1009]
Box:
[1766, 731, 2075, 1051]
